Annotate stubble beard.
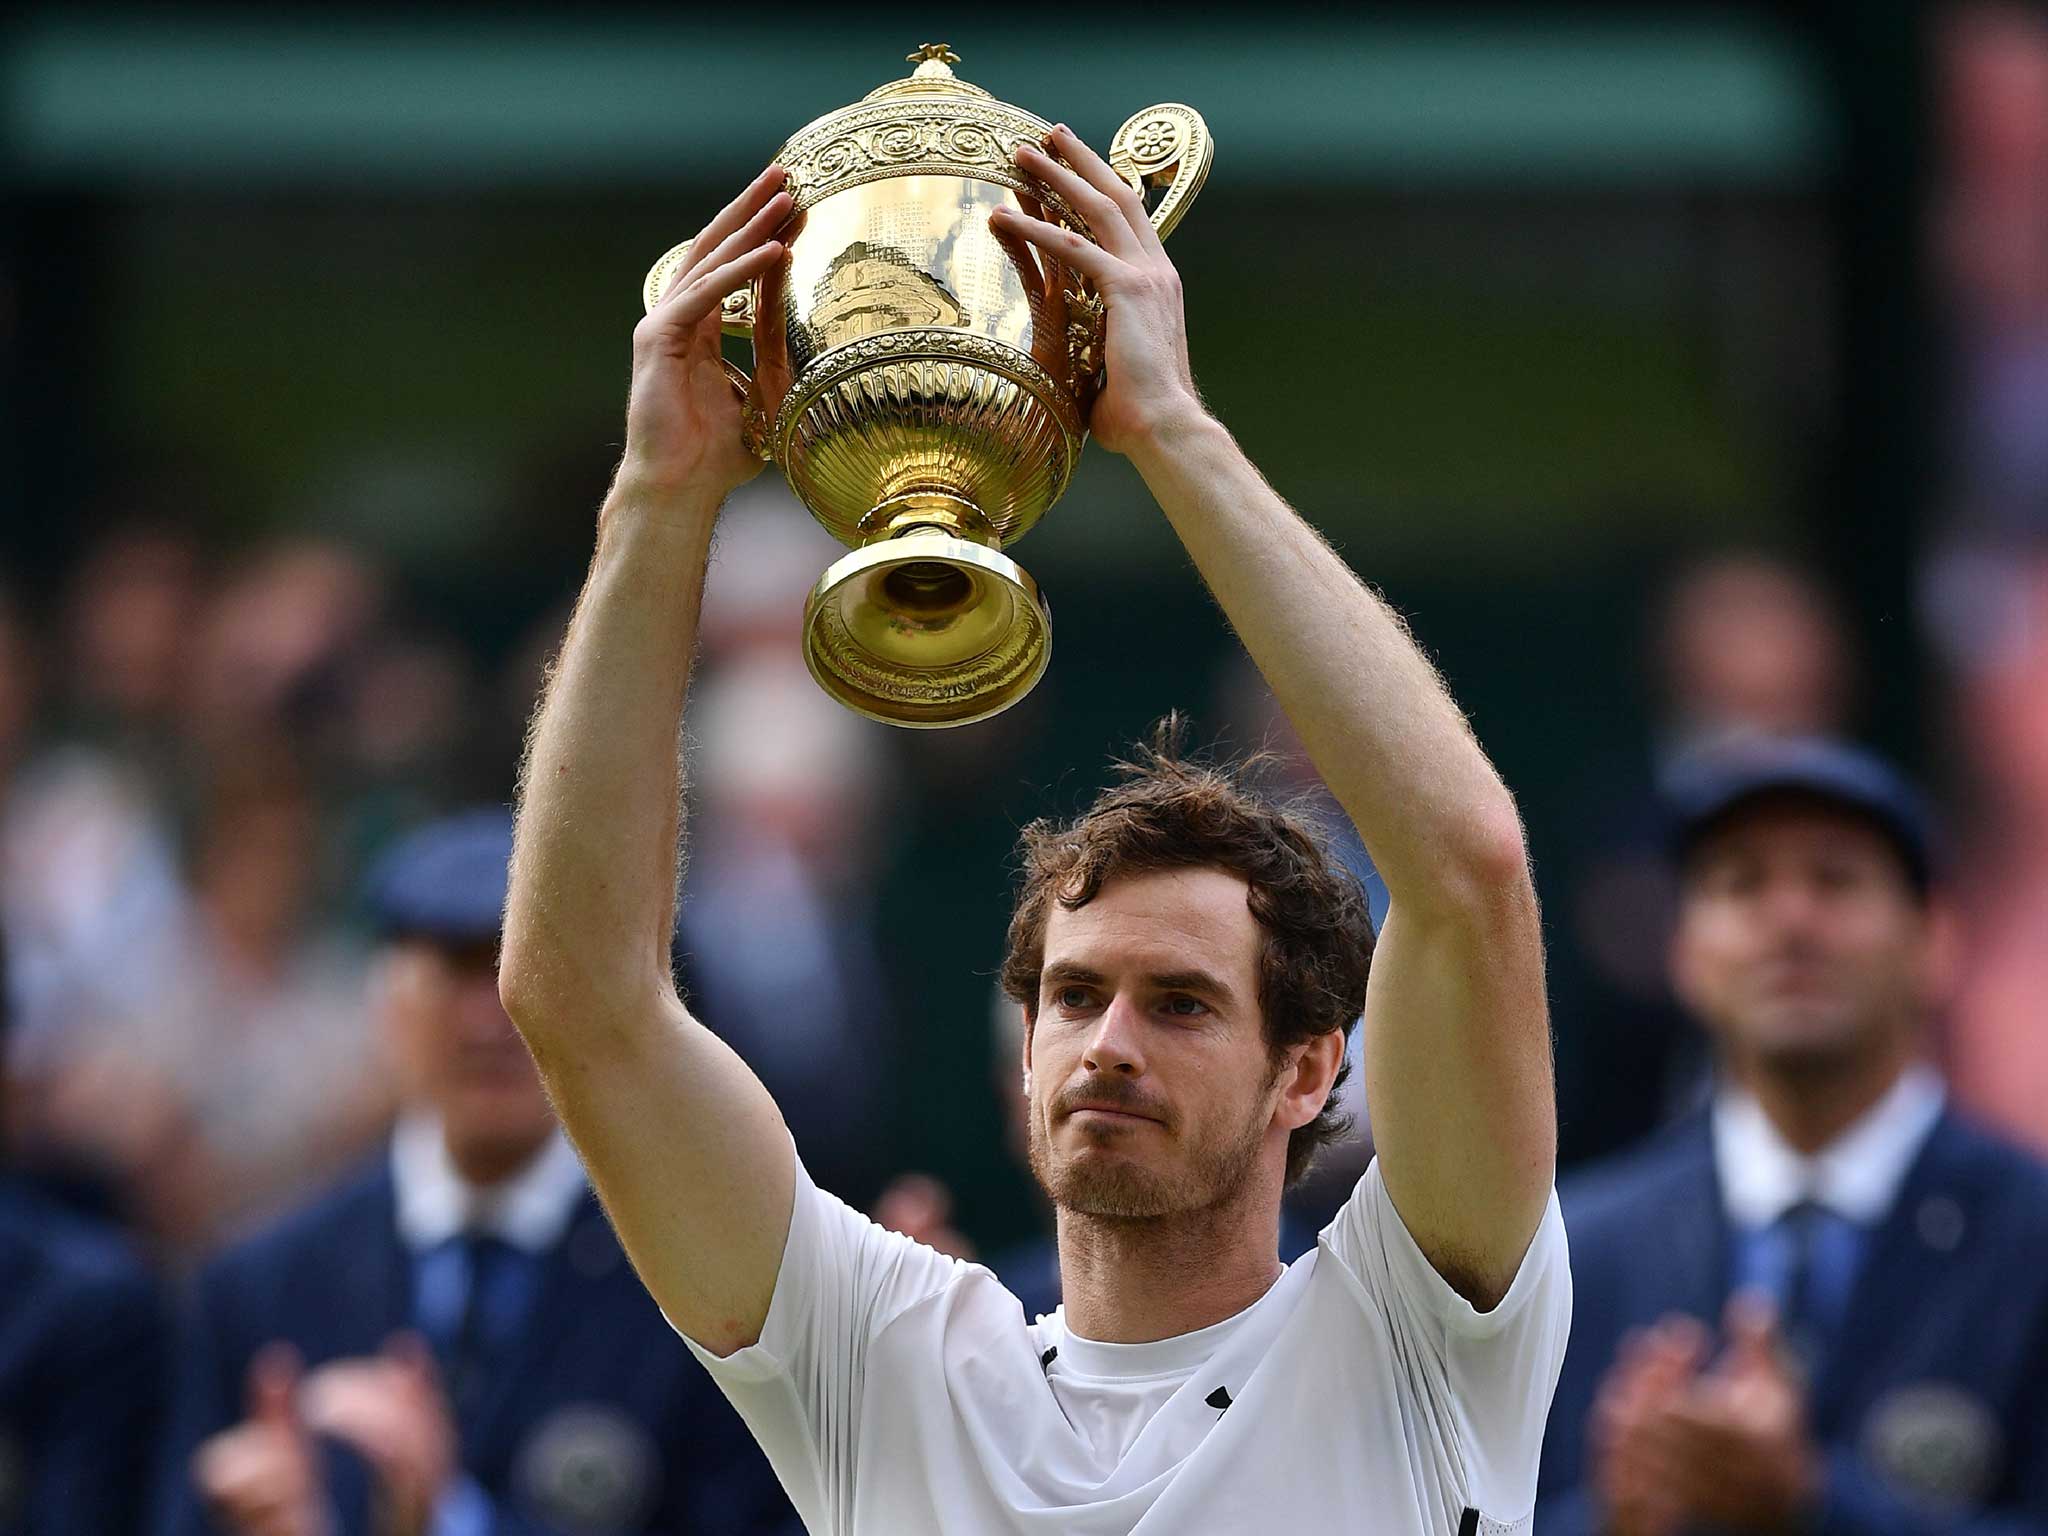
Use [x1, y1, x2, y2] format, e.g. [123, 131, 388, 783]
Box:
[1027, 1086, 1273, 1223]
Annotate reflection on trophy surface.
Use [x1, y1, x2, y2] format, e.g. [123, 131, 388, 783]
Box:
[644, 44, 1212, 726]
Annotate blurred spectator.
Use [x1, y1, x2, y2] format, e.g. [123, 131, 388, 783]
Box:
[1, 531, 198, 1149]
[1557, 554, 1858, 1165]
[27, 743, 388, 1251]
[157, 810, 794, 1536]
[1654, 558, 1856, 749]
[182, 539, 385, 759]
[1943, 556, 2048, 1154]
[1538, 736, 2048, 1530]
[671, 493, 900, 1203]
[57, 523, 204, 760]
[675, 652, 896, 1209]
[694, 490, 844, 662]
[333, 626, 490, 878]
[1934, 3, 2048, 543]
[0, 919, 174, 1536]
[5, 534, 436, 1246]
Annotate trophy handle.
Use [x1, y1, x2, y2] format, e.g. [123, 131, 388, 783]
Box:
[1108, 105, 1213, 241]
[641, 238, 771, 459]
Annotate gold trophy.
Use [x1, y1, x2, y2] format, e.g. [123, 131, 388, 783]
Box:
[644, 45, 1212, 727]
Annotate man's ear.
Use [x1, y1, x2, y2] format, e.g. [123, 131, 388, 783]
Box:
[1019, 1005, 1036, 1095]
[1276, 1030, 1345, 1132]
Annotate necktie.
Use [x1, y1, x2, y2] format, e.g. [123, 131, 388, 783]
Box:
[1775, 1198, 1846, 1374]
[447, 1233, 521, 1413]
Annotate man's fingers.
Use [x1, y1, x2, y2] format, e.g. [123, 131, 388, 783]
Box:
[1047, 124, 1161, 250]
[653, 241, 787, 338]
[680, 166, 787, 284]
[193, 1428, 249, 1498]
[678, 241, 787, 316]
[1719, 1289, 1783, 1367]
[1642, 1313, 1710, 1377]
[246, 1342, 302, 1430]
[662, 191, 793, 312]
[987, 206, 1115, 287]
[1014, 141, 1142, 258]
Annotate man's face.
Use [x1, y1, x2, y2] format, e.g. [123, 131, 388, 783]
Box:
[1672, 797, 1932, 1071]
[382, 938, 554, 1169]
[1024, 867, 1300, 1221]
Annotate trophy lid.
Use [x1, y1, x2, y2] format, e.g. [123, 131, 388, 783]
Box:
[862, 43, 994, 102]
[772, 43, 1052, 211]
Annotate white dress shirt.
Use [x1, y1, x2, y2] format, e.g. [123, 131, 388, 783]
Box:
[389, 1111, 587, 1256]
[1712, 1062, 1946, 1228]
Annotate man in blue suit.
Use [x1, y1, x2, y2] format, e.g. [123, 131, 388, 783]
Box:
[1538, 736, 2048, 1533]
[157, 810, 795, 1536]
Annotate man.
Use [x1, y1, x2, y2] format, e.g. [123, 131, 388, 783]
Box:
[157, 810, 793, 1536]
[0, 926, 171, 1535]
[501, 128, 1565, 1534]
[1537, 735, 2048, 1531]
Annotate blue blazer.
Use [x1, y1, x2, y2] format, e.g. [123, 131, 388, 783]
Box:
[0, 1179, 168, 1536]
[155, 1157, 796, 1536]
[1538, 1108, 2048, 1533]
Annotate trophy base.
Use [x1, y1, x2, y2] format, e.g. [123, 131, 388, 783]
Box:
[801, 528, 1050, 729]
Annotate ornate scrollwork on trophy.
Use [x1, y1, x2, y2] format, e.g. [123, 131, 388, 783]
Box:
[1065, 284, 1108, 402]
[1109, 103, 1212, 242]
[779, 108, 1087, 229]
[771, 326, 1085, 451]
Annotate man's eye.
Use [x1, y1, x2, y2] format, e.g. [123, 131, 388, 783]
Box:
[1054, 986, 1091, 1010]
[1165, 995, 1206, 1017]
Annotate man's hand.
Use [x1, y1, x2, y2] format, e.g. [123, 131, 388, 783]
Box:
[300, 1334, 460, 1536]
[1662, 1298, 1822, 1532]
[193, 1344, 332, 1536]
[991, 124, 1202, 456]
[623, 164, 791, 501]
[1588, 1300, 1823, 1536]
[1590, 1316, 1707, 1536]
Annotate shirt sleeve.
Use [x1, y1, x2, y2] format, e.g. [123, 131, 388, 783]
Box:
[673, 1154, 965, 1536]
[1321, 1157, 1572, 1523]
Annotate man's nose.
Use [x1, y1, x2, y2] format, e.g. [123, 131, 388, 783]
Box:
[1757, 874, 1826, 934]
[1082, 996, 1146, 1076]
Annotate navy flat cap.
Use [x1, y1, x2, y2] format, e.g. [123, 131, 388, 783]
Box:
[365, 808, 516, 944]
[1662, 734, 1938, 893]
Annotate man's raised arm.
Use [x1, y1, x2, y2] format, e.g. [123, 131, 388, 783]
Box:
[498, 166, 798, 1355]
[994, 129, 1554, 1310]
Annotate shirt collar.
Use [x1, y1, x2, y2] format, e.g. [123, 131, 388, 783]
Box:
[390, 1111, 588, 1255]
[1712, 1062, 1945, 1229]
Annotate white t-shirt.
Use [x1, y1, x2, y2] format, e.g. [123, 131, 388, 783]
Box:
[680, 1156, 1570, 1536]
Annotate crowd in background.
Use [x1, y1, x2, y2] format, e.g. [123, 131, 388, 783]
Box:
[1, 5, 2046, 1533]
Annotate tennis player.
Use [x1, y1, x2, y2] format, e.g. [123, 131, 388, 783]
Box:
[502, 126, 1568, 1535]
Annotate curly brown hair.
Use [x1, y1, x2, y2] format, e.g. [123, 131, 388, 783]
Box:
[999, 716, 1376, 1186]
